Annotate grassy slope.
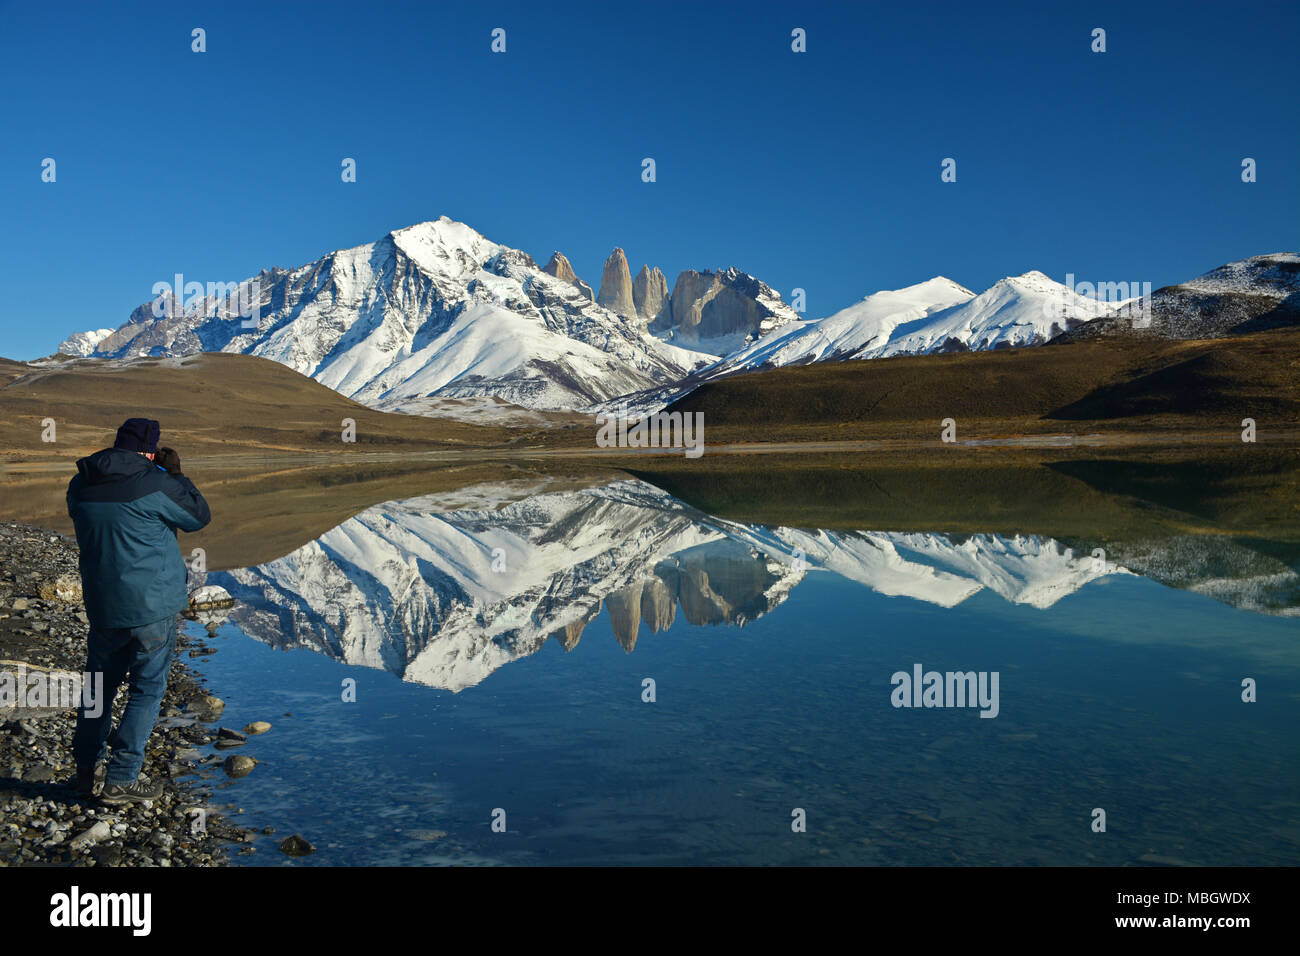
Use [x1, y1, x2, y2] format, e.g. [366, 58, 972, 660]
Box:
[0, 352, 602, 567]
[664, 327, 1300, 444]
[0, 352, 581, 461]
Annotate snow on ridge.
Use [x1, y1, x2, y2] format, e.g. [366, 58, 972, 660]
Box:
[55, 234, 1300, 414]
[1177, 252, 1300, 297]
[57, 327, 116, 356]
[693, 275, 977, 379]
[389, 217, 502, 284]
[60, 216, 695, 411]
[870, 271, 1114, 357]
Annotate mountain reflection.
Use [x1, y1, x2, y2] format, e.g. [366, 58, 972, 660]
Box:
[201, 479, 1297, 691]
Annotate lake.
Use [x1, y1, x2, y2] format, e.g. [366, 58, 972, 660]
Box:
[186, 476, 1300, 865]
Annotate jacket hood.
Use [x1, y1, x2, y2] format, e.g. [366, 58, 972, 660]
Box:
[76, 447, 157, 485]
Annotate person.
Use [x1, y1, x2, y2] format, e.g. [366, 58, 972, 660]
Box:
[66, 418, 211, 804]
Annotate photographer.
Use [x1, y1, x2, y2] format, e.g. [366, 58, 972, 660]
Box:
[66, 418, 211, 804]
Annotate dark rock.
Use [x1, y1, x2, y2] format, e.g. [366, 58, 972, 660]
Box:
[278, 834, 315, 857]
[222, 755, 257, 778]
[91, 844, 123, 866]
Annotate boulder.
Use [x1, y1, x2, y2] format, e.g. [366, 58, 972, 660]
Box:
[278, 834, 315, 857]
[69, 821, 111, 851]
[37, 574, 81, 604]
[222, 755, 257, 778]
[189, 694, 225, 720]
[186, 585, 234, 628]
[188, 584, 234, 609]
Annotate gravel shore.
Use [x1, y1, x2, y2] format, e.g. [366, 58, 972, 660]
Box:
[0, 521, 260, 866]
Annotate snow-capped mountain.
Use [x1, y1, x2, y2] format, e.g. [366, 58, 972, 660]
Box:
[696, 271, 1115, 382]
[1179, 252, 1300, 297]
[59, 328, 116, 355]
[202, 479, 1125, 691]
[697, 276, 976, 376]
[602, 270, 1117, 411]
[1057, 252, 1300, 342]
[57, 227, 1298, 416]
[59, 218, 695, 410]
[873, 271, 1116, 355]
[629, 252, 1296, 412]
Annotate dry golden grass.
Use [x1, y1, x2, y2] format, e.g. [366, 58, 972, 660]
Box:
[666, 326, 1300, 444]
[0, 352, 587, 463]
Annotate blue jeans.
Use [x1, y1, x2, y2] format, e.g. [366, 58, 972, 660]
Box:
[73, 615, 177, 786]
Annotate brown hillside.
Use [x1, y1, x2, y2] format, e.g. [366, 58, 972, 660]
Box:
[665, 327, 1300, 443]
[0, 352, 579, 462]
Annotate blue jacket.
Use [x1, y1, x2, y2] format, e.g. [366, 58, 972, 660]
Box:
[66, 448, 212, 629]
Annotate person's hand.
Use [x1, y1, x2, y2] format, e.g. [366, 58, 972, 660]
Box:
[155, 446, 182, 476]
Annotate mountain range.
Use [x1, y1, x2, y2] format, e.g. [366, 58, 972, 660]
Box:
[57, 217, 1298, 416]
[61, 219, 690, 410]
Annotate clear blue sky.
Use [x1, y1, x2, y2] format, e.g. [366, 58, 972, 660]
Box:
[1, 0, 1296, 359]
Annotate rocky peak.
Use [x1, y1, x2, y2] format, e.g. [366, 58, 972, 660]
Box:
[632, 265, 670, 324]
[597, 248, 636, 317]
[543, 251, 594, 302]
[650, 268, 800, 348]
[543, 251, 577, 283]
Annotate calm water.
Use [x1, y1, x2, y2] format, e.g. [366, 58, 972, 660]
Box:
[185, 479, 1300, 865]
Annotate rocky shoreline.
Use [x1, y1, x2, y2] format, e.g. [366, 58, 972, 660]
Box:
[0, 521, 266, 867]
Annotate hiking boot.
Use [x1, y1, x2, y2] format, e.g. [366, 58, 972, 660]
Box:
[100, 775, 164, 805]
